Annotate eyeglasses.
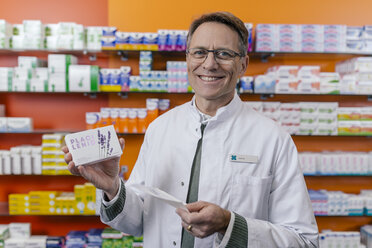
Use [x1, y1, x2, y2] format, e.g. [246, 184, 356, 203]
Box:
[186, 48, 243, 64]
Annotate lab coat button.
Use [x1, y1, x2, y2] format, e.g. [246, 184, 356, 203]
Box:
[173, 241, 177, 246]
[181, 181, 184, 186]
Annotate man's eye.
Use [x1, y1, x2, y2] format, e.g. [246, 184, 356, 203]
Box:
[216, 50, 234, 58]
[193, 50, 207, 56]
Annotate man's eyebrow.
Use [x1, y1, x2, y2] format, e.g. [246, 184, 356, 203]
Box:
[189, 46, 207, 49]
[189, 46, 233, 50]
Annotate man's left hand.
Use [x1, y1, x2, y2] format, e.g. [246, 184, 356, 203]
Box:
[176, 201, 231, 238]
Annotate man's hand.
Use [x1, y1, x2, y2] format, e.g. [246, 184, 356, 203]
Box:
[62, 137, 125, 200]
[176, 201, 231, 238]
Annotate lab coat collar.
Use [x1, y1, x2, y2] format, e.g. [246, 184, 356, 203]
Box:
[188, 91, 242, 125]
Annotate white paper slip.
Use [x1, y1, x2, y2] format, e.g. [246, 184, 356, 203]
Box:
[130, 184, 189, 212]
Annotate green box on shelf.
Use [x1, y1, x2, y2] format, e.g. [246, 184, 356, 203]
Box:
[48, 54, 78, 92]
[69, 65, 99, 92]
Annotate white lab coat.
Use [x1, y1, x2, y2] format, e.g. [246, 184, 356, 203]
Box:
[101, 94, 319, 247]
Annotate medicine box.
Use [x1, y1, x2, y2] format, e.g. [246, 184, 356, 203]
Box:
[7, 117, 33, 132]
[65, 125, 122, 166]
[69, 65, 99, 92]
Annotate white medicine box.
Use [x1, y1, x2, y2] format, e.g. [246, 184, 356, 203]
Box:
[65, 125, 122, 166]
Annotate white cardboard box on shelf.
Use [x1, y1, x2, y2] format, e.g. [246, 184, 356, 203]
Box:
[48, 73, 66, 92]
[30, 78, 47, 92]
[65, 125, 122, 166]
[48, 54, 78, 74]
[9, 223, 31, 238]
[69, 65, 99, 92]
[0, 117, 7, 132]
[7, 117, 33, 132]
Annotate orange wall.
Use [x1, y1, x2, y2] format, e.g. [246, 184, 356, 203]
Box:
[0, 0, 108, 24]
[108, 0, 372, 31]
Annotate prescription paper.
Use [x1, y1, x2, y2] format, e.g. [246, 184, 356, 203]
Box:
[130, 184, 189, 212]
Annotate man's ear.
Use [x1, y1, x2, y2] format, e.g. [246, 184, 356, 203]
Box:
[239, 55, 249, 77]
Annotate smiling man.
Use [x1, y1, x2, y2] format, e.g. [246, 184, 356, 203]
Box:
[63, 12, 319, 248]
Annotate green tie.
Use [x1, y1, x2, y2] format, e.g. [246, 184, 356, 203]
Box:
[181, 123, 206, 248]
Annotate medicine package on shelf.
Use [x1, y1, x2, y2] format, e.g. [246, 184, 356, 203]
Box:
[64, 125, 122, 166]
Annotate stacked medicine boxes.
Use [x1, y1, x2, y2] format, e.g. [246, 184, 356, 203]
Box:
[41, 134, 69, 175]
[48, 54, 77, 92]
[0, 224, 10, 248]
[99, 66, 131, 92]
[9, 183, 97, 216]
[166, 61, 189, 92]
[0, 67, 13, 92]
[336, 57, 372, 95]
[29, 191, 59, 215]
[8, 194, 30, 215]
[68, 65, 100, 92]
[44, 22, 85, 50]
[13, 56, 47, 92]
[12, 20, 44, 49]
[337, 106, 372, 135]
[137, 51, 168, 92]
[101, 27, 117, 50]
[255, 24, 347, 53]
[86, 27, 103, 50]
[0, 20, 12, 49]
[8, 191, 59, 215]
[73, 183, 97, 215]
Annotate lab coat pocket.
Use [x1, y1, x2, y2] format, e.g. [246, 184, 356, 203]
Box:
[230, 175, 273, 219]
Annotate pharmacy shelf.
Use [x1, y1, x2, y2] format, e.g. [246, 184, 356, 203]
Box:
[315, 215, 372, 231]
[253, 51, 372, 62]
[305, 177, 372, 195]
[0, 48, 186, 61]
[0, 214, 105, 236]
[3, 48, 371, 63]
[2, 48, 371, 57]
[0, 48, 104, 61]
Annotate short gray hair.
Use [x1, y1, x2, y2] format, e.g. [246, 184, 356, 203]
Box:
[187, 12, 248, 56]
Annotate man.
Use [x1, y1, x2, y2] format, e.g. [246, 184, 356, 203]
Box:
[63, 12, 319, 247]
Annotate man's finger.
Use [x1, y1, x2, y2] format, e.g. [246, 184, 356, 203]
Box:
[119, 138, 125, 151]
[61, 146, 69, 153]
[186, 201, 206, 212]
[64, 152, 72, 163]
[67, 161, 80, 176]
[175, 208, 189, 221]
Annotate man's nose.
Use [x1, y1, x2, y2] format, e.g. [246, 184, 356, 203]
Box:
[202, 52, 219, 69]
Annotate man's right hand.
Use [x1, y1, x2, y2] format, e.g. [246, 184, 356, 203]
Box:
[62, 137, 125, 200]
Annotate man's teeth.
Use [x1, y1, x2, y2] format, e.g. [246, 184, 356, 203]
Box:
[200, 76, 221, 81]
